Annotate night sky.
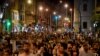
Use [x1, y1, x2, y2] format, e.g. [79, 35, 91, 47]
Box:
[0, 0, 74, 9]
[44, 0, 74, 9]
[0, 0, 5, 5]
[0, 0, 74, 5]
[45, 0, 74, 4]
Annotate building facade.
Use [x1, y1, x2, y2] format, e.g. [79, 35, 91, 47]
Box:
[74, 0, 94, 32]
[0, 0, 37, 32]
[74, 0, 80, 32]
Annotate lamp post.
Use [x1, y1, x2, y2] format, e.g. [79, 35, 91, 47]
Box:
[39, 6, 43, 11]
[45, 8, 49, 29]
[55, 16, 58, 30]
[3, 3, 11, 33]
[64, 3, 68, 21]
[53, 11, 57, 15]
[64, 4, 68, 8]
[38, 6, 43, 24]
[70, 8, 73, 29]
[24, 0, 32, 24]
[53, 11, 57, 30]
[27, 0, 32, 4]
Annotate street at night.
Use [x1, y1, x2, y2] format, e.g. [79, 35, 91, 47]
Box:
[0, 0, 100, 56]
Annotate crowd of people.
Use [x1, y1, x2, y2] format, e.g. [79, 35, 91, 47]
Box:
[0, 31, 100, 56]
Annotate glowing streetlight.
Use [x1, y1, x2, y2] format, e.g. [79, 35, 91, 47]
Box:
[27, 0, 32, 4]
[70, 8, 72, 12]
[53, 11, 56, 15]
[45, 8, 49, 12]
[58, 15, 61, 18]
[64, 4, 68, 8]
[64, 3, 68, 20]
[39, 6, 43, 11]
[60, 0, 63, 3]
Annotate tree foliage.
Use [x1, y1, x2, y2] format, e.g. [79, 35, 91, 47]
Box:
[92, 14, 100, 22]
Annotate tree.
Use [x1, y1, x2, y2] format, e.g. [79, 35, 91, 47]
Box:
[92, 14, 100, 32]
[92, 14, 100, 22]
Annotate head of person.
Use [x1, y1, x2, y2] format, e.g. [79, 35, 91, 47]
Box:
[56, 43, 66, 55]
[72, 45, 77, 52]
[83, 42, 89, 52]
[92, 42, 99, 51]
[3, 51, 10, 56]
[23, 42, 30, 51]
[18, 49, 28, 56]
[67, 43, 73, 52]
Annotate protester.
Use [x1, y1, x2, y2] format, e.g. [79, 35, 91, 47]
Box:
[0, 30, 100, 56]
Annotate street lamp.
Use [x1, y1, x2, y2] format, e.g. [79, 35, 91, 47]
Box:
[53, 11, 58, 30]
[27, 0, 32, 4]
[70, 8, 72, 12]
[64, 4, 69, 30]
[38, 6, 44, 25]
[2, 2, 10, 32]
[39, 6, 43, 11]
[45, 8, 49, 28]
[53, 11, 56, 15]
[45, 8, 49, 12]
[69, 8, 73, 29]
[55, 16, 58, 30]
[58, 15, 61, 18]
[64, 3, 68, 20]
[64, 4, 68, 9]
[60, 0, 63, 3]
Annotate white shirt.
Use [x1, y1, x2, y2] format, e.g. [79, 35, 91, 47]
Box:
[79, 47, 94, 56]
